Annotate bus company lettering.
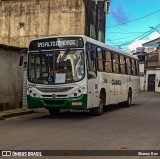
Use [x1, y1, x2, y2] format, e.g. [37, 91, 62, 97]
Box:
[112, 79, 121, 85]
[37, 40, 76, 48]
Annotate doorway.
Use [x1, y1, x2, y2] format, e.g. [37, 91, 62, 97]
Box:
[148, 74, 155, 91]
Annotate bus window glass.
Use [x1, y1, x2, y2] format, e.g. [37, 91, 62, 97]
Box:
[105, 51, 112, 73]
[126, 57, 132, 75]
[136, 60, 139, 75]
[132, 59, 136, 75]
[120, 55, 125, 74]
[28, 50, 85, 84]
[87, 44, 96, 78]
[130, 58, 133, 75]
[113, 53, 119, 73]
[29, 55, 41, 80]
[97, 48, 103, 71]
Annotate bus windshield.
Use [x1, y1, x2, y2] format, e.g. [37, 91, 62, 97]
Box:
[28, 49, 85, 84]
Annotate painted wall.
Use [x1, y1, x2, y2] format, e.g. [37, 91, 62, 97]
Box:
[0, 48, 27, 110]
[145, 70, 160, 92]
[0, 0, 86, 48]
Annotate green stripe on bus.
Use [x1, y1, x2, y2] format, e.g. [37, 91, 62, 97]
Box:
[27, 94, 87, 110]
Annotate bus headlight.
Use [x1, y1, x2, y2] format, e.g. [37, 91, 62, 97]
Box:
[70, 87, 86, 98]
[27, 89, 40, 98]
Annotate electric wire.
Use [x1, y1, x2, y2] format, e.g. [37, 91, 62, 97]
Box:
[107, 9, 160, 28]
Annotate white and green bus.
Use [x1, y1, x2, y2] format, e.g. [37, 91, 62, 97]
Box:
[27, 35, 140, 115]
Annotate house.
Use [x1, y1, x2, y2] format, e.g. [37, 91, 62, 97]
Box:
[0, 0, 110, 48]
[0, 44, 27, 111]
[142, 37, 160, 92]
[135, 37, 160, 92]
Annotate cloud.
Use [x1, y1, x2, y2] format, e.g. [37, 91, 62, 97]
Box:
[128, 32, 160, 51]
[149, 32, 160, 40]
[111, 6, 129, 24]
[128, 40, 147, 51]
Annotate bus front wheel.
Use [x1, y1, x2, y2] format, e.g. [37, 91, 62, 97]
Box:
[48, 108, 60, 116]
[90, 93, 105, 116]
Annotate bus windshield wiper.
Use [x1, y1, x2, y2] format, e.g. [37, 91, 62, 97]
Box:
[59, 48, 70, 62]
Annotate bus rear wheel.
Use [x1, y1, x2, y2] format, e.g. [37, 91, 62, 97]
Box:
[120, 91, 132, 107]
[48, 108, 60, 116]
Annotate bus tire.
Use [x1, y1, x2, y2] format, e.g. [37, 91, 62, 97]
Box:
[124, 90, 132, 107]
[90, 93, 105, 116]
[48, 108, 60, 116]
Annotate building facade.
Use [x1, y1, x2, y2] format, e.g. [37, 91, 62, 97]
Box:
[0, 0, 110, 48]
[143, 38, 160, 92]
[0, 45, 27, 111]
[135, 37, 160, 92]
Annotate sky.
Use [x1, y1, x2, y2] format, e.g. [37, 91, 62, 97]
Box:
[105, 0, 160, 52]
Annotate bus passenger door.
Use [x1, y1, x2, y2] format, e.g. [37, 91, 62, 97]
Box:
[86, 43, 99, 108]
[87, 73, 99, 108]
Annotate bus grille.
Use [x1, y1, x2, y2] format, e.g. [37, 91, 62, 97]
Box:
[37, 87, 73, 93]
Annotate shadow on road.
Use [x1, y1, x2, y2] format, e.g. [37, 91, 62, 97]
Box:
[30, 103, 139, 120]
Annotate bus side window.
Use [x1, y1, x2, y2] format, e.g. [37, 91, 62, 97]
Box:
[126, 57, 131, 75]
[97, 47, 103, 71]
[86, 43, 97, 78]
[134, 59, 138, 75]
[120, 55, 125, 74]
[132, 59, 136, 75]
[136, 60, 139, 76]
[105, 50, 112, 73]
[124, 57, 128, 74]
[102, 50, 106, 71]
[113, 53, 119, 73]
[118, 55, 121, 73]
[130, 58, 133, 75]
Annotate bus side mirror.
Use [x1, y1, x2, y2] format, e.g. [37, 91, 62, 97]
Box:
[88, 71, 96, 79]
[18, 49, 27, 66]
[19, 55, 24, 66]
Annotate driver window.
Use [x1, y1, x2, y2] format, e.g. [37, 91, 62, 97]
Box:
[86, 43, 97, 79]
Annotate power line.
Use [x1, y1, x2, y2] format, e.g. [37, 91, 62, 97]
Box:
[107, 9, 160, 28]
[108, 23, 160, 47]
[107, 35, 136, 43]
[107, 22, 130, 33]
[107, 31, 146, 34]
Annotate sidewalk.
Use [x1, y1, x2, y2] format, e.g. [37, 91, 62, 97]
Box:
[0, 108, 36, 120]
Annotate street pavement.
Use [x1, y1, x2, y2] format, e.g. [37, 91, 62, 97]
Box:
[0, 92, 160, 159]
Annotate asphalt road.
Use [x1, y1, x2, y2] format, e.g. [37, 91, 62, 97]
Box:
[0, 92, 160, 159]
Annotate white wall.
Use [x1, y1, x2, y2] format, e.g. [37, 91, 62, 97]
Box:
[145, 70, 160, 92]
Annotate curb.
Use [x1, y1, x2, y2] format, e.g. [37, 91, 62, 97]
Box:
[0, 110, 36, 120]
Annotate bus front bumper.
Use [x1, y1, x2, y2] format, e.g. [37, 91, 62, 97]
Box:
[27, 95, 87, 110]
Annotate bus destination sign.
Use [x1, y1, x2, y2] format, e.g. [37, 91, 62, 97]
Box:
[29, 37, 84, 51]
